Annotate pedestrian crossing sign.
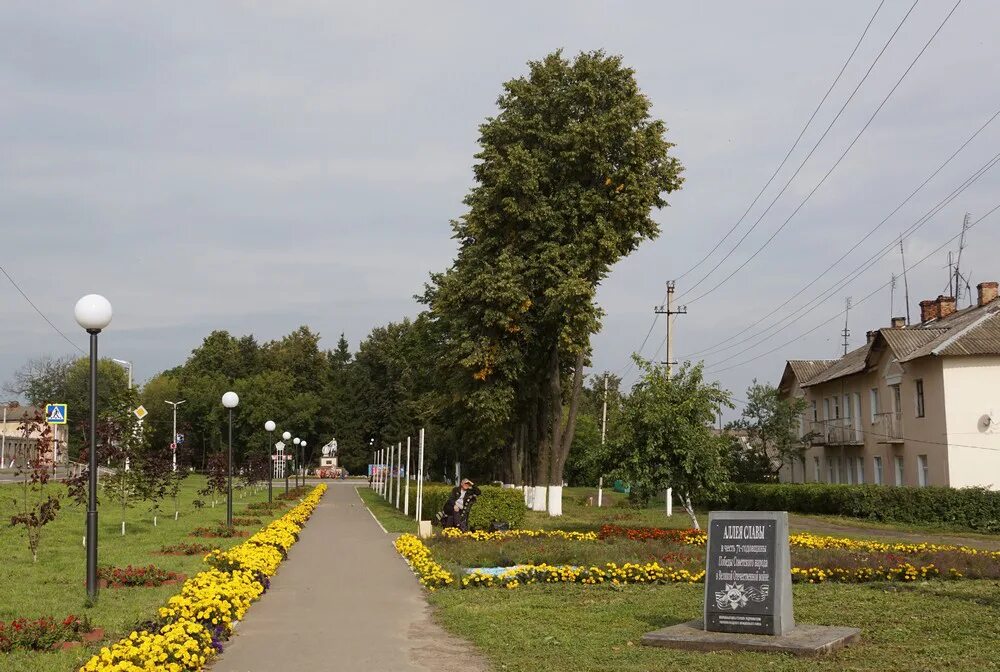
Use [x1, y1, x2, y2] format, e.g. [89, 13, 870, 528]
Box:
[45, 403, 67, 425]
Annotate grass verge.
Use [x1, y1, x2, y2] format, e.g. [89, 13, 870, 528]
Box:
[429, 580, 1000, 671]
[356, 485, 417, 534]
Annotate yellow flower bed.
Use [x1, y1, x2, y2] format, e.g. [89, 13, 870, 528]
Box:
[79, 484, 326, 672]
[461, 562, 705, 589]
[440, 527, 598, 541]
[791, 563, 940, 584]
[394, 534, 454, 590]
[788, 532, 1000, 560]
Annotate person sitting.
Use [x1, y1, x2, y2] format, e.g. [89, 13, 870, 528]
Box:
[441, 478, 480, 531]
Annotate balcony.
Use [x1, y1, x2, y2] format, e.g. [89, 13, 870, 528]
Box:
[874, 411, 904, 443]
[807, 418, 863, 445]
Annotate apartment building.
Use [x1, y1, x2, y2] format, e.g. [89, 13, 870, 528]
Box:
[778, 282, 1000, 490]
[0, 403, 64, 469]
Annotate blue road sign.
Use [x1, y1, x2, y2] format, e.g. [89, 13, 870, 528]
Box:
[176, 433, 185, 444]
[45, 403, 67, 425]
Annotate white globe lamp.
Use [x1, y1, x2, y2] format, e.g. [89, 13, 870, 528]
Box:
[74, 294, 113, 332]
[264, 420, 276, 432]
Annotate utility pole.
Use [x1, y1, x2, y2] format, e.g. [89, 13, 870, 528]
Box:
[954, 213, 970, 304]
[601, 374, 609, 447]
[654, 281, 687, 377]
[900, 238, 911, 324]
[842, 297, 852, 356]
[165, 400, 186, 472]
[890, 273, 897, 321]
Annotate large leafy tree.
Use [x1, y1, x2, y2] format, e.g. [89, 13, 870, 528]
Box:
[424, 50, 683, 502]
[726, 381, 809, 482]
[611, 360, 731, 530]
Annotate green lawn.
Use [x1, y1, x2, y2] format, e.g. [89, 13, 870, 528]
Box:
[0, 476, 288, 672]
[356, 484, 417, 534]
[430, 580, 1000, 671]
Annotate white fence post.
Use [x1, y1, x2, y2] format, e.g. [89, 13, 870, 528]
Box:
[416, 428, 425, 522]
[598, 476, 603, 507]
[404, 437, 411, 516]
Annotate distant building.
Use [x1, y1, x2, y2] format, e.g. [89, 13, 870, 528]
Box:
[779, 282, 1000, 489]
[0, 403, 66, 469]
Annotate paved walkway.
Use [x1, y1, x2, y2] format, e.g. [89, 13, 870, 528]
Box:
[214, 481, 485, 672]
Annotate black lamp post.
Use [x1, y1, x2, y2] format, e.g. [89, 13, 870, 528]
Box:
[264, 420, 275, 503]
[222, 392, 239, 527]
[300, 440, 307, 487]
[74, 294, 113, 601]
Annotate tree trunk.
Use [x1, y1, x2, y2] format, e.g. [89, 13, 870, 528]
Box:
[682, 492, 700, 530]
[550, 351, 585, 488]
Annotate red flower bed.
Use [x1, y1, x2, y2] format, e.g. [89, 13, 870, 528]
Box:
[597, 524, 706, 544]
[231, 516, 263, 527]
[0, 615, 99, 652]
[97, 565, 182, 588]
[158, 542, 218, 556]
[190, 525, 248, 539]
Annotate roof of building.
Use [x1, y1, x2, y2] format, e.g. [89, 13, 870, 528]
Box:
[786, 360, 836, 383]
[801, 342, 874, 388]
[791, 297, 1000, 388]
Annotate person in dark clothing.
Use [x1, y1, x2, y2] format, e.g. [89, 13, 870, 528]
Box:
[441, 479, 481, 531]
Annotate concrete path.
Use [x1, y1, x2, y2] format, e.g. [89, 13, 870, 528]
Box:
[214, 481, 486, 672]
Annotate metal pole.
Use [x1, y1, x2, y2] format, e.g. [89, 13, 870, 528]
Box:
[404, 437, 411, 516]
[226, 408, 233, 528]
[666, 281, 674, 377]
[416, 428, 425, 522]
[1, 404, 6, 469]
[267, 430, 273, 503]
[388, 446, 394, 501]
[171, 404, 178, 472]
[395, 442, 401, 508]
[86, 331, 99, 601]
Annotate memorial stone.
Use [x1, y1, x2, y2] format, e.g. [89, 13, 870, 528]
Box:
[704, 510, 793, 635]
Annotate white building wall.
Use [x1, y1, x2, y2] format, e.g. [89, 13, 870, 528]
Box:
[941, 356, 1000, 490]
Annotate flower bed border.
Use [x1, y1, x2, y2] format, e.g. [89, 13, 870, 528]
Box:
[79, 485, 326, 672]
[395, 525, 997, 591]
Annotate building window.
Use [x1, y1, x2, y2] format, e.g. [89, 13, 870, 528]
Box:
[833, 395, 840, 419]
[891, 384, 901, 413]
[845, 457, 853, 484]
[827, 457, 836, 483]
[824, 398, 831, 421]
[918, 455, 929, 487]
[813, 457, 820, 482]
[811, 400, 817, 421]
[894, 456, 904, 486]
[856, 457, 865, 484]
[915, 379, 925, 418]
[869, 388, 879, 424]
[873, 456, 883, 485]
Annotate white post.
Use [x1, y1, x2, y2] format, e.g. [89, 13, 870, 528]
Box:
[1, 404, 6, 469]
[404, 437, 411, 516]
[598, 476, 603, 507]
[395, 442, 402, 508]
[389, 445, 396, 501]
[416, 428, 425, 522]
[666, 487, 673, 517]
[377, 449, 383, 495]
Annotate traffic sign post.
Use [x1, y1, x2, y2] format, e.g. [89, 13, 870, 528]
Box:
[45, 403, 68, 425]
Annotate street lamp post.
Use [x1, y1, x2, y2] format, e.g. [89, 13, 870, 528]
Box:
[292, 437, 301, 488]
[264, 421, 276, 503]
[221, 392, 239, 528]
[282, 431, 291, 493]
[300, 440, 307, 486]
[164, 400, 186, 472]
[75, 294, 113, 601]
[111, 358, 133, 390]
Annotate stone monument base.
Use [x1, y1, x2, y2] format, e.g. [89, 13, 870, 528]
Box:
[641, 620, 860, 657]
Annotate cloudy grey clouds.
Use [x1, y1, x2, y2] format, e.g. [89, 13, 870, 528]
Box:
[2, 1, 999, 416]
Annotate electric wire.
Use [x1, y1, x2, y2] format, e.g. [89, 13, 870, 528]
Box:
[679, 1, 963, 306]
[682, 144, 1000, 361]
[681, 106, 1000, 359]
[675, 0, 887, 282]
[703, 200, 1000, 374]
[0, 264, 85, 354]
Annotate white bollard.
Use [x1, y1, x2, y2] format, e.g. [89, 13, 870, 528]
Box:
[598, 476, 603, 507]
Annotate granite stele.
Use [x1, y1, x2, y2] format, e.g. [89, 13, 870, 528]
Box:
[641, 511, 861, 656]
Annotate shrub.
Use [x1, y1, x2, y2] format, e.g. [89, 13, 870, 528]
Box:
[98, 565, 180, 587]
[405, 484, 527, 529]
[0, 615, 92, 652]
[159, 542, 217, 556]
[711, 483, 1000, 533]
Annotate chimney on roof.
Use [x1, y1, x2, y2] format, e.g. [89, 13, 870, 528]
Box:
[891, 316, 906, 329]
[919, 299, 939, 323]
[978, 281, 999, 307]
[936, 295, 957, 319]
[866, 330, 877, 344]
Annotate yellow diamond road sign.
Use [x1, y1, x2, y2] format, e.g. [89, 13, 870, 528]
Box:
[133, 405, 148, 420]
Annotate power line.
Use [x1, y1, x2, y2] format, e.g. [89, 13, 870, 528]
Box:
[675, 0, 887, 282]
[680, 1, 962, 306]
[703, 200, 1000, 374]
[681, 141, 1000, 361]
[676, 0, 922, 301]
[0, 264, 85, 354]
[617, 313, 660, 379]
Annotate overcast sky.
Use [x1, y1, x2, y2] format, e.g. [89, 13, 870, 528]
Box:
[2, 1, 999, 417]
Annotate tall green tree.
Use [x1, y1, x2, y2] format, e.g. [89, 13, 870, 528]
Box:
[726, 381, 809, 482]
[423, 50, 683, 507]
[611, 360, 731, 530]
